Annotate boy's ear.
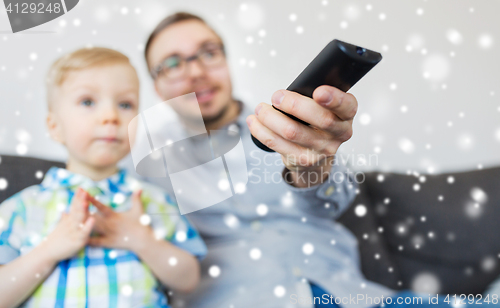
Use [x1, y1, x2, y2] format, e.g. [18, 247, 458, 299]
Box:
[46, 112, 64, 145]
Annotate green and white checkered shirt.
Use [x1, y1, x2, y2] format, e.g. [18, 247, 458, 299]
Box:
[0, 167, 206, 308]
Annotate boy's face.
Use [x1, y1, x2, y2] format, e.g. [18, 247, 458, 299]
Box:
[47, 63, 140, 169]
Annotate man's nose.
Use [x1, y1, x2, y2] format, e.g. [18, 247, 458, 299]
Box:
[186, 58, 206, 79]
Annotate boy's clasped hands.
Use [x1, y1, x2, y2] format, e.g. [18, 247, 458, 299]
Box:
[44, 187, 152, 263]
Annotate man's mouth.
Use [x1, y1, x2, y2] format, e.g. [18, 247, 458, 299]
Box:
[195, 87, 216, 104]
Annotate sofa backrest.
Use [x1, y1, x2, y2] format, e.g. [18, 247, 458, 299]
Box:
[0, 154, 65, 204]
[338, 167, 500, 294]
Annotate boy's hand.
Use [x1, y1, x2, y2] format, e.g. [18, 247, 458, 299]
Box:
[42, 188, 95, 262]
[88, 190, 152, 252]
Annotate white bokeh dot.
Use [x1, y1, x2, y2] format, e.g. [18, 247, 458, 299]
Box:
[302, 243, 314, 255]
[223, 214, 240, 229]
[139, 214, 151, 226]
[446, 29, 463, 45]
[218, 179, 230, 191]
[175, 230, 187, 242]
[399, 138, 415, 154]
[113, 193, 125, 204]
[274, 285, 286, 298]
[16, 144, 28, 155]
[169, 257, 178, 266]
[478, 34, 493, 49]
[249, 248, 262, 260]
[359, 113, 371, 125]
[355, 204, 367, 217]
[422, 54, 451, 82]
[237, 3, 264, 30]
[470, 187, 487, 204]
[121, 284, 133, 297]
[256, 204, 268, 216]
[109, 250, 117, 259]
[209, 265, 221, 278]
[235, 182, 247, 194]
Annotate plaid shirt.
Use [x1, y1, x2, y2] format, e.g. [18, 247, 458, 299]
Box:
[0, 167, 207, 308]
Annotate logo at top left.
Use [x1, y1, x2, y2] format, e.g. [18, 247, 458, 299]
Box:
[3, 0, 79, 33]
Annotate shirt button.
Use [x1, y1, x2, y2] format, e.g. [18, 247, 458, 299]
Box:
[325, 185, 335, 196]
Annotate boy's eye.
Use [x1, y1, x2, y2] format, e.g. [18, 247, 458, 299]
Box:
[119, 102, 133, 110]
[80, 99, 95, 107]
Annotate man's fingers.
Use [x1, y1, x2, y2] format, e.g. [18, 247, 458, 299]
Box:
[312, 85, 358, 121]
[271, 90, 352, 137]
[87, 195, 113, 216]
[247, 114, 314, 162]
[253, 103, 329, 150]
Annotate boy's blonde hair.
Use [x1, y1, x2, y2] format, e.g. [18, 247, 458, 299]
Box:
[46, 47, 135, 110]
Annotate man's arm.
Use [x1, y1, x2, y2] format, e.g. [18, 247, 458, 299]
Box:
[285, 157, 359, 219]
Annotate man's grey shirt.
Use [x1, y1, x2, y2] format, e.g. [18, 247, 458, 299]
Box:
[121, 102, 393, 308]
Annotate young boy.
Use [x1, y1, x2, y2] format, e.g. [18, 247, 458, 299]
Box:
[0, 47, 206, 307]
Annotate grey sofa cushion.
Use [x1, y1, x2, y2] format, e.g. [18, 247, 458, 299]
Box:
[340, 167, 500, 294]
[0, 154, 65, 203]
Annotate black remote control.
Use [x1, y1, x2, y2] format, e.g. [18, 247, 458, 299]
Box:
[251, 39, 382, 152]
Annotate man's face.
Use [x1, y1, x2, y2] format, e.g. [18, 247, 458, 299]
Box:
[147, 20, 233, 123]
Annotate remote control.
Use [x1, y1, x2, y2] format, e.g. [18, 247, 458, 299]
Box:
[251, 39, 382, 152]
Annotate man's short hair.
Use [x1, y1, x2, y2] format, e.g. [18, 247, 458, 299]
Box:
[45, 47, 133, 110]
[144, 12, 222, 70]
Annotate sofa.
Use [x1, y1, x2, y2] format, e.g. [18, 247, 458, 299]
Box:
[1, 154, 499, 295]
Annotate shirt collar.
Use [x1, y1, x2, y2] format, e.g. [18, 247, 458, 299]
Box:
[41, 166, 132, 196]
[216, 100, 253, 134]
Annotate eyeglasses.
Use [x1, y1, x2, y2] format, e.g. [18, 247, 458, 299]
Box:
[151, 42, 226, 80]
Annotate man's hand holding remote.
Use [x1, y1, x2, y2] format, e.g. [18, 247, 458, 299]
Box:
[246, 85, 357, 188]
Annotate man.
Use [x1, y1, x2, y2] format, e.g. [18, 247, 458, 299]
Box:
[122, 12, 393, 308]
